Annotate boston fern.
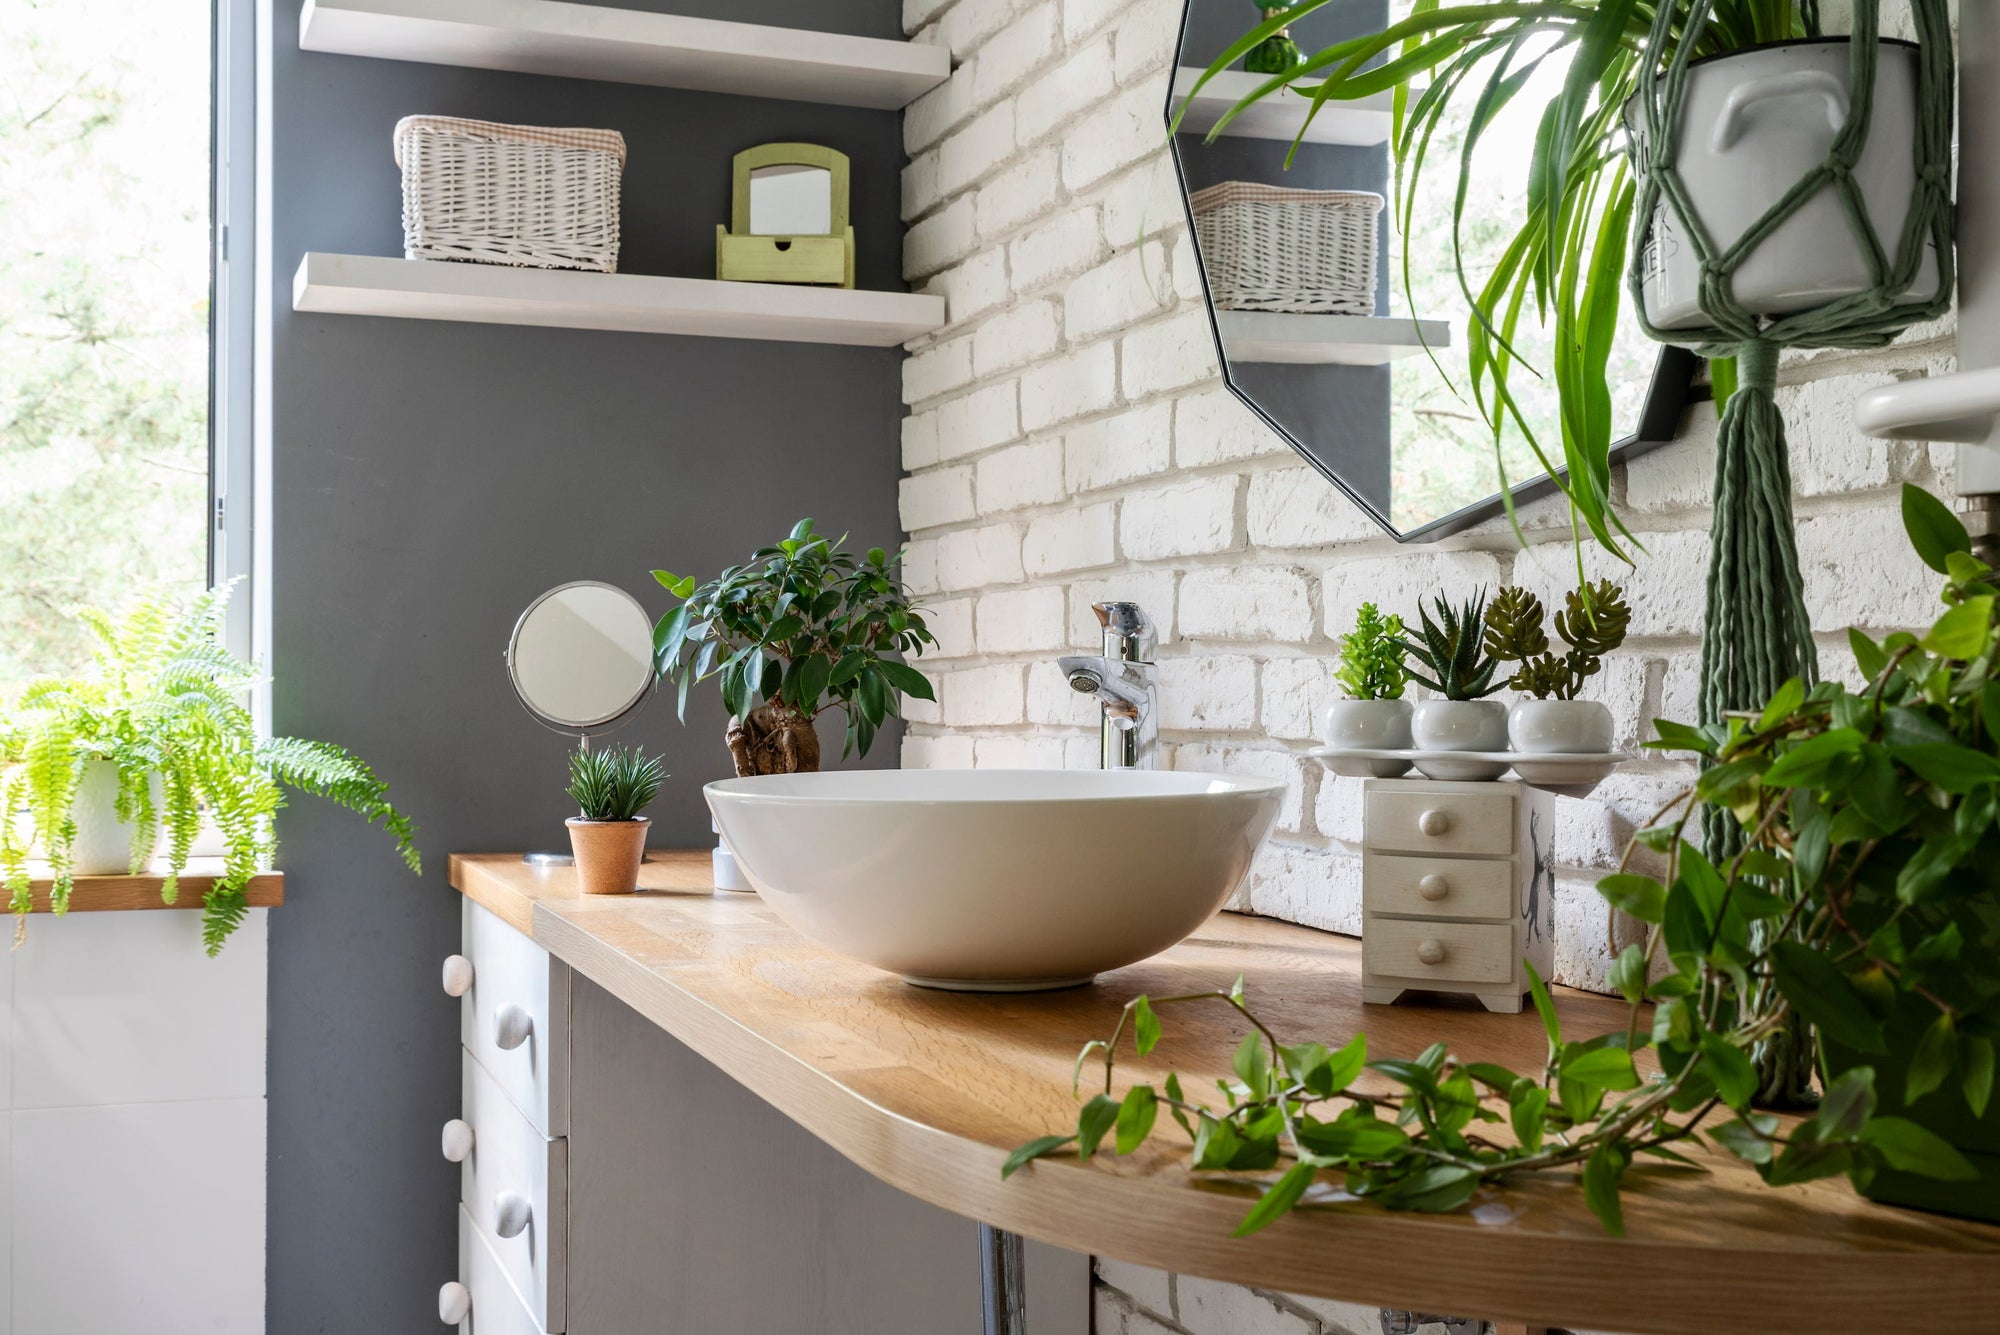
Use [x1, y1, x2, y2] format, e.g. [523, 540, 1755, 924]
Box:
[1401, 590, 1504, 700]
[0, 587, 418, 953]
[653, 520, 937, 774]
[567, 745, 664, 822]
[1006, 486, 1992, 1236]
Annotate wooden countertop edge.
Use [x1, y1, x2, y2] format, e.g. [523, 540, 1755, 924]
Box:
[451, 853, 2000, 1334]
[18, 868, 283, 912]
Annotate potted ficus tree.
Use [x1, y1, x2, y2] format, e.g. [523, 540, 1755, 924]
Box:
[1401, 590, 1508, 752]
[564, 744, 663, 896]
[652, 520, 937, 775]
[1484, 581, 1629, 753]
[1321, 602, 1411, 750]
[0, 586, 419, 954]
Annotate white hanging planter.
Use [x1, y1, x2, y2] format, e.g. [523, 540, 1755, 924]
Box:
[1625, 38, 1943, 332]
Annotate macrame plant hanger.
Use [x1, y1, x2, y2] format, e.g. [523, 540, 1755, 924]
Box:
[1625, 0, 1956, 1105]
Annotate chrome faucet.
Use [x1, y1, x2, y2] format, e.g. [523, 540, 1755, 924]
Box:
[1057, 601, 1159, 770]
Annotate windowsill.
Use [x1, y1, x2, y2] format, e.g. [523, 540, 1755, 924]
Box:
[15, 860, 283, 913]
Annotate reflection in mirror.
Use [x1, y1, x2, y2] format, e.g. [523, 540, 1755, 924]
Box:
[1169, 0, 1693, 540]
[748, 163, 835, 236]
[507, 582, 655, 732]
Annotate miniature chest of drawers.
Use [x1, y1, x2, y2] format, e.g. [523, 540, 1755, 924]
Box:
[1360, 778, 1556, 1014]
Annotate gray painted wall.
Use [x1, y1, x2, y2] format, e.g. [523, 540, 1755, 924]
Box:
[263, 3, 907, 1326]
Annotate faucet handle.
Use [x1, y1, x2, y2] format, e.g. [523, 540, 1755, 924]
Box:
[1092, 602, 1156, 661]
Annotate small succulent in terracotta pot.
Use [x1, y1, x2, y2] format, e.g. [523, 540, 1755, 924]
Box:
[651, 520, 938, 776]
[565, 745, 664, 895]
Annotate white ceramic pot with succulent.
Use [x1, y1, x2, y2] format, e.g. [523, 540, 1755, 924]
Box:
[1321, 602, 1412, 750]
[1485, 582, 1631, 754]
[1403, 591, 1509, 752]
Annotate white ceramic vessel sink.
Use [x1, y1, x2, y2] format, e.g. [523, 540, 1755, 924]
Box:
[705, 769, 1285, 991]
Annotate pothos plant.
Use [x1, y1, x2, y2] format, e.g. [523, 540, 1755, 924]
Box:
[0, 587, 420, 954]
[1006, 487, 1992, 1233]
[1334, 603, 1407, 701]
[1485, 580, 1630, 699]
[652, 520, 938, 776]
[1179, 0, 1847, 553]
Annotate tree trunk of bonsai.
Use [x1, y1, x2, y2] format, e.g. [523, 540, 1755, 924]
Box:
[726, 701, 821, 776]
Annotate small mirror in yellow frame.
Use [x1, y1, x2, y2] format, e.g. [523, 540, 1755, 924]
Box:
[716, 143, 854, 288]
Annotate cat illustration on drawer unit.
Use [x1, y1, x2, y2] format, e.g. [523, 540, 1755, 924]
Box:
[1358, 777, 1556, 1013]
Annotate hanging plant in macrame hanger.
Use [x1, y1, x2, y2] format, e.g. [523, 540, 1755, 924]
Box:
[1624, 0, 1955, 1103]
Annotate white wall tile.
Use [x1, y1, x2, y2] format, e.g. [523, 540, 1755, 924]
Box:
[14, 1096, 264, 1334]
[12, 909, 267, 1108]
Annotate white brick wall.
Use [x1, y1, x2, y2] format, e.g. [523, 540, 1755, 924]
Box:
[898, 0, 1960, 1327]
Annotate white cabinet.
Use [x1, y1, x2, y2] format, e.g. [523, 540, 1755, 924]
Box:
[461, 1052, 567, 1330]
[460, 899, 570, 1136]
[456, 1204, 543, 1335]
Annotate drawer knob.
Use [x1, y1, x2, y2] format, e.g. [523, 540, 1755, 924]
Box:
[441, 1119, 474, 1163]
[1417, 873, 1450, 901]
[493, 1003, 534, 1050]
[1417, 938, 1448, 966]
[438, 1281, 471, 1324]
[441, 955, 474, 998]
[1417, 808, 1452, 837]
[494, 1190, 533, 1239]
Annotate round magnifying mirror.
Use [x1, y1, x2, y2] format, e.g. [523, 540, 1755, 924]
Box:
[507, 582, 655, 735]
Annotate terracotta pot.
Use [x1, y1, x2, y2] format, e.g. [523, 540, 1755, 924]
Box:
[566, 817, 649, 895]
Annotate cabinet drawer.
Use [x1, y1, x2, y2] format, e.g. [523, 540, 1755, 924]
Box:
[1364, 787, 1513, 856]
[462, 1050, 566, 1332]
[457, 1203, 546, 1335]
[462, 898, 570, 1137]
[1364, 917, 1515, 986]
[1364, 854, 1513, 920]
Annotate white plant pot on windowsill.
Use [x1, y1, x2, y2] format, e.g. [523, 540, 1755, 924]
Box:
[1320, 698, 1413, 751]
[1509, 699, 1615, 755]
[1410, 699, 1509, 753]
[65, 756, 163, 876]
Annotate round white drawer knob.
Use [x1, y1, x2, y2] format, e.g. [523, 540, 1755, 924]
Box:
[438, 1281, 471, 1324]
[494, 1190, 533, 1239]
[441, 1119, 474, 1163]
[1417, 873, 1450, 901]
[441, 955, 474, 998]
[1417, 808, 1452, 837]
[1417, 938, 1448, 966]
[493, 1003, 533, 1050]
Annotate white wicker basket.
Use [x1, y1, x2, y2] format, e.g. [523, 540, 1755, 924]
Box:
[1189, 182, 1382, 315]
[394, 116, 626, 273]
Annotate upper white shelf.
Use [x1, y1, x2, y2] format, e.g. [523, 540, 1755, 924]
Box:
[1217, 311, 1449, 365]
[293, 253, 946, 347]
[298, 0, 950, 109]
[1173, 67, 1402, 147]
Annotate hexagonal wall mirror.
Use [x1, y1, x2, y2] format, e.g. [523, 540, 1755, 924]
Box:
[1167, 0, 1696, 542]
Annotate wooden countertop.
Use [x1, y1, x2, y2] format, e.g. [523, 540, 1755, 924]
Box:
[18, 860, 283, 912]
[450, 851, 2000, 1335]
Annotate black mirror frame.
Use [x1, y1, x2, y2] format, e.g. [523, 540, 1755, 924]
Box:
[1163, 8, 1698, 544]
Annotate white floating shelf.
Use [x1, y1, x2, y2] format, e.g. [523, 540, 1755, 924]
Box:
[1173, 68, 1405, 146]
[299, 0, 950, 109]
[293, 253, 946, 347]
[1217, 312, 1449, 365]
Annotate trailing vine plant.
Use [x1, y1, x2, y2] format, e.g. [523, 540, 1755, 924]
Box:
[1008, 488, 1993, 1233]
[0, 586, 420, 953]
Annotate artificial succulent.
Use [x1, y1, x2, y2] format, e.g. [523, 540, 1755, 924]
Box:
[1484, 580, 1631, 700]
[1333, 602, 1407, 701]
[1401, 590, 1504, 701]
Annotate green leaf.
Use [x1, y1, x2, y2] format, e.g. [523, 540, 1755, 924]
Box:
[1596, 873, 1666, 923]
[1510, 1085, 1549, 1153]
[875, 659, 936, 702]
[1234, 1032, 1271, 1101]
[1907, 1012, 1957, 1104]
[1524, 958, 1560, 1054]
[792, 653, 833, 713]
[1920, 598, 1993, 660]
[1893, 744, 2000, 794]
[1763, 729, 1865, 787]
[1700, 1032, 1759, 1111]
[1131, 996, 1161, 1056]
[1315, 1032, 1367, 1096]
[1191, 1114, 1241, 1170]
[1378, 1164, 1479, 1213]
[1115, 1085, 1158, 1156]
[1860, 1117, 1979, 1180]
[1902, 484, 1971, 575]
[1964, 1037, 1994, 1118]
[828, 651, 868, 687]
[1709, 1114, 1780, 1165]
[1561, 1045, 1640, 1092]
[1001, 1134, 1074, 1178]
[1758, 677, 1806, 730]
[1163, 1072, 1195, 1137]
[1649, 718, 1717, 756]
[1849, 627, 1890, 682]
[1295, 1112, 1409, 1161]
[1076, 1094, 1119, 1161]
[1582, 1142, 1629, 1237]
[1769, 942, 1888, 1054]
[1607, 944, 1648, 1004]
[1817, 1066, 1878, 1142]
[1231, 1160, 1317, 1237]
